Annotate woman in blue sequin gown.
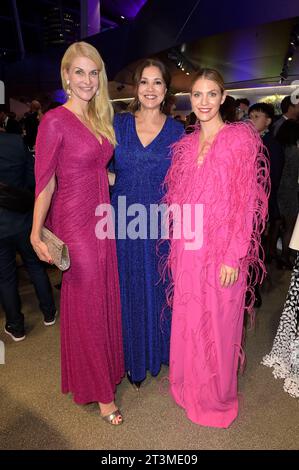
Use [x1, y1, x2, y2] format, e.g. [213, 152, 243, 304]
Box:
[110, 59, 183, 384]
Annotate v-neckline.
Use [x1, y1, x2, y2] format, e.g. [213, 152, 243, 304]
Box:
[196, 124, 227, 168]
[61, 106, 103, 147]
[133, 114, 168, 149]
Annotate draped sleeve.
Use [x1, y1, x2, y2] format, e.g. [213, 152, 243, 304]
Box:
[221, 122, 270, 269]
[35, 109, 63, 198]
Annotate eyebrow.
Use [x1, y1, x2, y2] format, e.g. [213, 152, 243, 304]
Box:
[74, 67, 99, 72]
[192, 89, 219, 92]
[140, 76, 163, 80]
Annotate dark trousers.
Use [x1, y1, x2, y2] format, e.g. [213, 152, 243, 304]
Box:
[0, 230, 56, 332]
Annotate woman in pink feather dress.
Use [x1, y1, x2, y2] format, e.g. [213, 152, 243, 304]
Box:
[163, 69, 270, 428]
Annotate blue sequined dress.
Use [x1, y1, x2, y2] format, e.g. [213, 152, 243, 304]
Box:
[110, 112, 183, 382]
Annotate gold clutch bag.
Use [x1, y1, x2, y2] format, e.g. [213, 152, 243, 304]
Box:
[41, 227, 70, 271]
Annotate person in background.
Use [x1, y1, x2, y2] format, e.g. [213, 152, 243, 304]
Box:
[109, 58, 184, 389]
[276, 119, 299, 269]
[0, 108, 22, 135]
[163, 94, 177, 116]
[112, 100, 129, 114]
[249, 102, 285, 265]
[272, 96, 299, 137]
[0, 132, 56, 341]
[185, 111, 197, 134]
[23, 100, 43, 150]
[235, 98, 250, 121]
[220, 95, 237, 123]
[262, 215, 299, 398]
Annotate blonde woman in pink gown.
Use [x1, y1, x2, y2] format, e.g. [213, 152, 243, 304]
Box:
[30, 42, 124, 425]
[163, 69, 269, 428]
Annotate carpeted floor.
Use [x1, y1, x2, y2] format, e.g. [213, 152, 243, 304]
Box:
[0, 263, 298, 450]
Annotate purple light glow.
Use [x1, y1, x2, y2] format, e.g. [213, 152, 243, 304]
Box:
[52, 89, 67, 104]
[123, 0, 147, 18]
[102, 0, 147, 19]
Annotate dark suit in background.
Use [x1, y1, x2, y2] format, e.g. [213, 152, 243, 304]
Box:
[263, 131, 285, 261]
[5, 117, 22, 135]
[23, 112, 39, 150]
[0, 133, 56, 339]
[263, 131, 285, 221]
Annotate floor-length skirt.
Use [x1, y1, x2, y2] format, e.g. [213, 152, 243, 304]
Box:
[170, 257, 247, 428]
[60, 236, 124, 404]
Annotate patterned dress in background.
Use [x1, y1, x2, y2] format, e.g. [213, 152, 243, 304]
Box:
[262, 253, 299, 398]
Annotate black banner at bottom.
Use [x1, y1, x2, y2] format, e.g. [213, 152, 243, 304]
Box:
[0, 450, 297, 465]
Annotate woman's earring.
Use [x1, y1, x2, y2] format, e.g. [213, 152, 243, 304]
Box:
[66, 79, 71, 98]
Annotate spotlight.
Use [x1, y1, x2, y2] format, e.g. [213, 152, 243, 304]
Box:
[291, 24, 299, 46]
[180, 43, 186, 53]
[167, 48, 197, 74]
[279, 23, 298, 83]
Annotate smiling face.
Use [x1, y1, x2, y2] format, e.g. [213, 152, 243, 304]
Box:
[64, 56, 100, 103]
[249, 110, 271, 133]
[190, 78, 226, 123]
[137, 65, 167, 111]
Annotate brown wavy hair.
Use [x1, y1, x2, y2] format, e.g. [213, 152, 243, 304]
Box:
[129, 58, 172, 114]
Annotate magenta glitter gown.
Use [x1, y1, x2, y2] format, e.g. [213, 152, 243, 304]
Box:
[35, 106, 124, 404]
[162, 122, 270, 428]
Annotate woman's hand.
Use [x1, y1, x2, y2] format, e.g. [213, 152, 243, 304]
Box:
[30, 235, 53, 264]
[107, 171, 116, 186]
[220, 264, 239, 287]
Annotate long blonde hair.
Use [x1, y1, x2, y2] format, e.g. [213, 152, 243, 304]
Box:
[61, 41, 116, 146]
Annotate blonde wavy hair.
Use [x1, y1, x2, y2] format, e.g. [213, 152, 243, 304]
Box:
[61, 41, 116, 146]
